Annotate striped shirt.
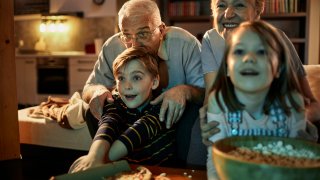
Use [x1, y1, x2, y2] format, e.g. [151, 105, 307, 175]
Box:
[94, 95, 176, 165]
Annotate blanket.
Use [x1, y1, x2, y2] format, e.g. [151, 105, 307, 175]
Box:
[28, 92, 87, 129]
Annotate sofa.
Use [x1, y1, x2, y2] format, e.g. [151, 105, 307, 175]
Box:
[84, 65, 320, 168]
[304, 65, 320, 103]
[186, 65, 320, 167]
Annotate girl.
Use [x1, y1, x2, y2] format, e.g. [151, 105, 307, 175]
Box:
[206, 20, 314, 179]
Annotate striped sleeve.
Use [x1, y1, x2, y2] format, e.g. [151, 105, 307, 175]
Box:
[93, 99, 126, 143]
[118, 104, 165, 153]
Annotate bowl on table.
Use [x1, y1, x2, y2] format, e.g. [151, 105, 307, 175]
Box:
[212, 136, 320, 180]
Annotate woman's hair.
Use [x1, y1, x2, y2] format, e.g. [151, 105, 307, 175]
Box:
[113, 47, 165, 96]
[211, 20, 302, 115]
[118, 0, 162, 29]
[211, 0, 265, 17]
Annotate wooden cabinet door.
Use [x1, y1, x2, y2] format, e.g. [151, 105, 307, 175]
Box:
[15, 58, 37, 105]
[69, 57, 96, 94]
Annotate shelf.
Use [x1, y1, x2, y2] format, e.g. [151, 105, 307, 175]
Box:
[290, 38, 306, 43]
[262, 12, 307, 19]
[168, 15, 211, 23]
[160, 0, 310, 64]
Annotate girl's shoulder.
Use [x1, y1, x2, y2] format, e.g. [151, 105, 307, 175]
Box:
[208, 91, 225, 114]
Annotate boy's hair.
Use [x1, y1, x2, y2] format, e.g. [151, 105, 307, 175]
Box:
[113, 47, 165, 97]
[113, 47, 159, 78]
[212, 20, 302, 115]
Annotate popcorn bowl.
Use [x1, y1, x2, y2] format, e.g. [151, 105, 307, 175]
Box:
[212, 136, 320, 180]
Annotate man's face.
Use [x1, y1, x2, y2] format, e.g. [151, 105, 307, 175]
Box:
[212, 0, 257, 39]
[119, 15, 163, 55]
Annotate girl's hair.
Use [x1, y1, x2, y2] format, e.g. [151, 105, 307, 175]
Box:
[211, 20, 302, 115]
[113, 47, 165, 96]
[211, 0, 265, 17]
[118, 0, 162, 29]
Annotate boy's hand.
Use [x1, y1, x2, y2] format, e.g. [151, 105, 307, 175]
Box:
[69, 155, 103, 173]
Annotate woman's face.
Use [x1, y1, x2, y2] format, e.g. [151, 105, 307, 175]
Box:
[227, 28, 279, 94]
[212, 0, 258, 39]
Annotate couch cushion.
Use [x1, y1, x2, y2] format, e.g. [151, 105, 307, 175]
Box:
[304, 65, 320, 102]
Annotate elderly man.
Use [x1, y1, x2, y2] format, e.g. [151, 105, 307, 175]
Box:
[82, 0, 205, 167]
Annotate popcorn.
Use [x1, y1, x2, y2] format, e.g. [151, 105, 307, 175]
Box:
[228, 140, 320, 167]
[251, 140, 319, 159]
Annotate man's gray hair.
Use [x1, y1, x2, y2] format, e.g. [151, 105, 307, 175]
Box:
[118, 0, 162, 29]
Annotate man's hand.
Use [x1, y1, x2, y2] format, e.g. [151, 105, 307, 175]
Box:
[151, 86, 187, 129]
[89, 88, 114, 120]
[199, 104, 220, 146]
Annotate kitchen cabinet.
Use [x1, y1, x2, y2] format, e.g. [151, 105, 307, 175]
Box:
[69, 56, 97, 94]
[15, 57, 38, 105]
[14, 0, 49, 15]
[16, 54, 97, 106]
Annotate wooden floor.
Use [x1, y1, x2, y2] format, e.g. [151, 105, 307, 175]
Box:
[0, 144, 88, 180]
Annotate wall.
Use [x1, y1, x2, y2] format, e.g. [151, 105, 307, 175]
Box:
[14, 16, 116, 52]
[308, 0, 320, 64]
[0, 0, 21, 160]
[50, 0, 117, 18]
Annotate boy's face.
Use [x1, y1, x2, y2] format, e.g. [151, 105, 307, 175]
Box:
[227, 28, 279, 94]
[119, 14, 163, 55]
[116, 59, 159, 109]
[212, 0, 257, 39]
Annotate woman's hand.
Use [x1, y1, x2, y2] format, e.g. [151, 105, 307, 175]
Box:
[297, 121, 319, 142]
[199, 104, 220, 146]
[306, 101, 320, 123]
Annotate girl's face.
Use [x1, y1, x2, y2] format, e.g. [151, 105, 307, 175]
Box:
[227, 28, 279, 94]
[212, 0, 257, 39]
[116, 59, 159, 109]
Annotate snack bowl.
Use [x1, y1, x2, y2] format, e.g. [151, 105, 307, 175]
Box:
[212, 136, 320, 180]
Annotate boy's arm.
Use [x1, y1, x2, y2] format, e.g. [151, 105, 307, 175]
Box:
[114, 104, 165, 153]
[70, 140, 111, 173]
[108, 104, 164, 161]
[108, 140, 128, 161]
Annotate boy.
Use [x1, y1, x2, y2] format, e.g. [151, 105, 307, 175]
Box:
[69, 47, 176, 173]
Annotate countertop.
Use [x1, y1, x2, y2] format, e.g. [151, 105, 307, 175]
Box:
[15, 51, 98, 58]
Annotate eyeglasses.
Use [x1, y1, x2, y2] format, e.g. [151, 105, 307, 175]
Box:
[119, 26, 160, 43]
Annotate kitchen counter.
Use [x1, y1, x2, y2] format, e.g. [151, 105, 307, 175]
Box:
[15, 51, 98, 58]
[15, 52, 98, 106]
